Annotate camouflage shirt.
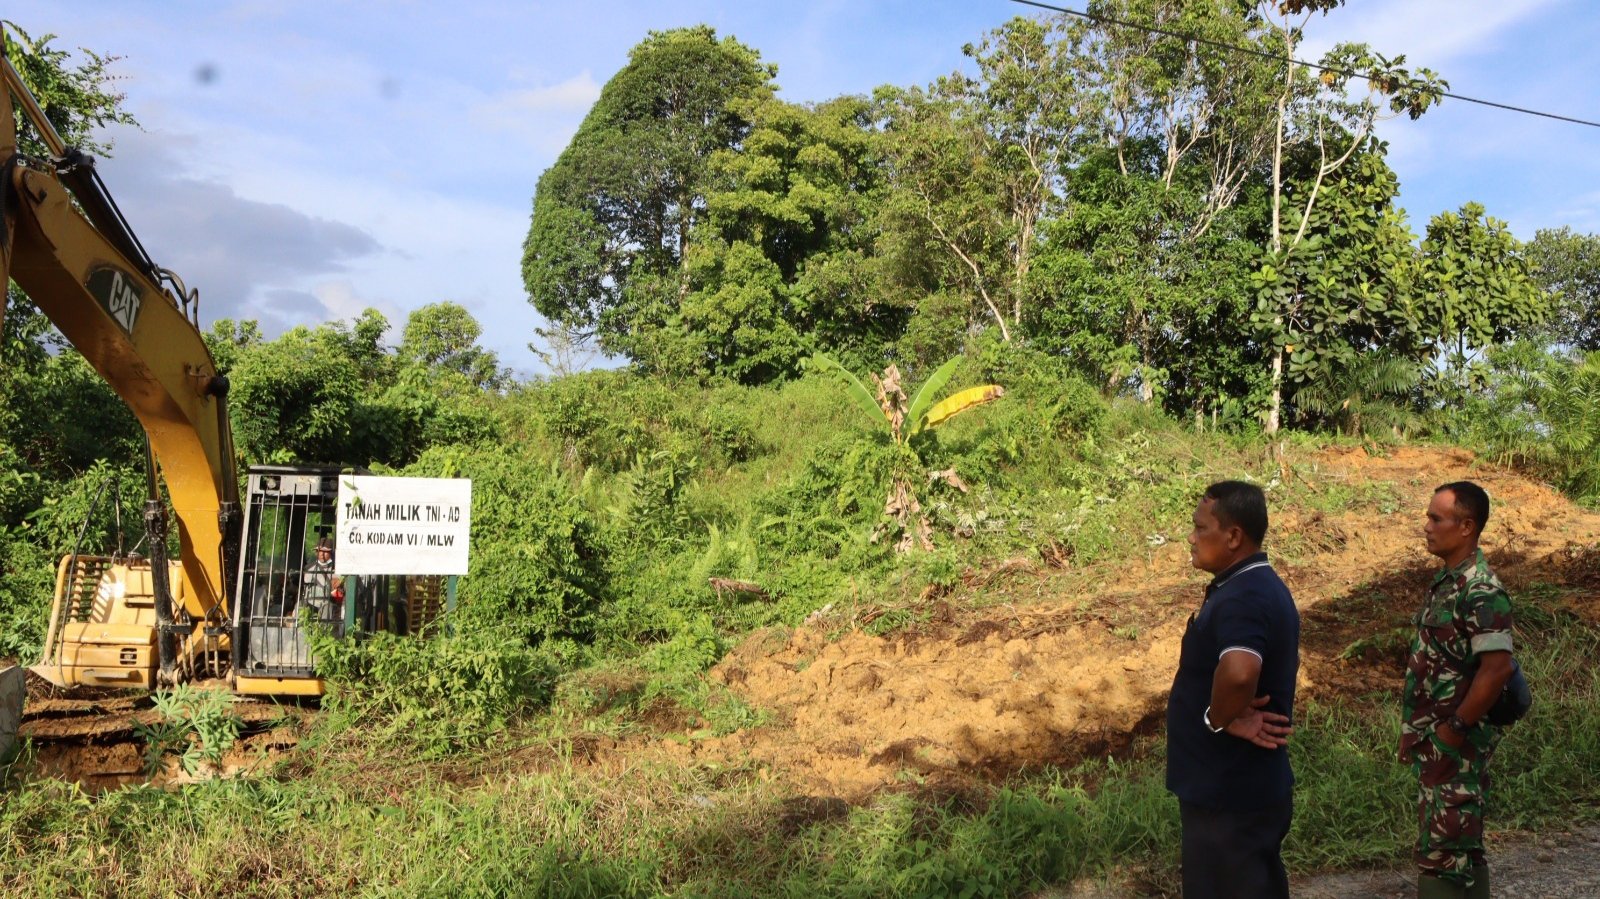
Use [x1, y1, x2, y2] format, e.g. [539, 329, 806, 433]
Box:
[1401, 548, 1514, 758]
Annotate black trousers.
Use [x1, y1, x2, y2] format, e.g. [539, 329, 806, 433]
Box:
[1179, 798, 1292, 899]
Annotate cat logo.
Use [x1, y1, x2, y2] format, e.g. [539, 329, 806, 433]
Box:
[86, 266, 144, 335]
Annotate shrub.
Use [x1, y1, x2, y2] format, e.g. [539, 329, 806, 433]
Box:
[132, 685, 244, 774]
[310, 626, 561, 755]
[406, 446, 611, 645]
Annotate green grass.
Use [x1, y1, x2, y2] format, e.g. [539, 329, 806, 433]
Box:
[5, 586, 1597, 898]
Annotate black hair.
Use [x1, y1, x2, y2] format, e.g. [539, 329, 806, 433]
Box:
[1435, 481, 1490, 535]
[1202, 480, 1268, 546]
[315, 537, 333, 551]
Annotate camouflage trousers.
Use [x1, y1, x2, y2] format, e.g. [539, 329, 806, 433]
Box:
[1412, 724, 1500, 885]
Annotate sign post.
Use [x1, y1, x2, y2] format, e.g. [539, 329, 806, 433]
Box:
[335, 476, 472, 576]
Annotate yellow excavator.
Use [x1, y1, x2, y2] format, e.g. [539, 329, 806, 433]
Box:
[0, 40, 445, 707]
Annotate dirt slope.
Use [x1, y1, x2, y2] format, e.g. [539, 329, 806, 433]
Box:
[672, 446, 1600, 797]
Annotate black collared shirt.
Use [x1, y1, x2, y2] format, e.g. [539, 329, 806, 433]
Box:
[1166, 552, 1300, 810]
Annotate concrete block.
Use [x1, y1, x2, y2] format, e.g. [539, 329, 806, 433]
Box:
[0, 664, 22, 763]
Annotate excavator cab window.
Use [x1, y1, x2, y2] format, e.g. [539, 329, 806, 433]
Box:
[234, 468, 336, 676]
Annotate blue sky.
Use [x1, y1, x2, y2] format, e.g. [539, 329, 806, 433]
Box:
[13, 1, 1600, 375]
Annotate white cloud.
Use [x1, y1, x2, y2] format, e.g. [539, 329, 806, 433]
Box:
[467, 72, 601, 156]
[92, 127, 382, 325]
[311, 279, 401, 326]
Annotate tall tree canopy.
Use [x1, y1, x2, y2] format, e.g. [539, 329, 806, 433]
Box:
[1526, 227, 1600, 352]
[399, 301, 509, 391]
[522, 26, 776, 368]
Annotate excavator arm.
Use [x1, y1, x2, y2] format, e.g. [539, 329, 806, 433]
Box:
[1, 46, 239, 685]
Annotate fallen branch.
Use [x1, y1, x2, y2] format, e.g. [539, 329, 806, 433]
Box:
[708, 578, 770, 602]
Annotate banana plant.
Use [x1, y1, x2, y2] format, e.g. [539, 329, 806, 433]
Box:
[810, 354, 1004, 444]
[811, 353, 1005, 551]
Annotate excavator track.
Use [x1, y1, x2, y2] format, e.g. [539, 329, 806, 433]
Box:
[16, 670, 306, 790]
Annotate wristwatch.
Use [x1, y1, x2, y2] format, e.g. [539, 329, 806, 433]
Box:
[1444, 714, 1472, 734]
[1204, 706, 1225, 734]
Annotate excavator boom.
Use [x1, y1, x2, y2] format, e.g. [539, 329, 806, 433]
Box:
[1, 45, 239, 687]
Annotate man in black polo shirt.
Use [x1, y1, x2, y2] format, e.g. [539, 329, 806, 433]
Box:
[1167, 480, 1300, 899]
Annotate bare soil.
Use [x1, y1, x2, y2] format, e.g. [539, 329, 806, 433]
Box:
[667, 446, 1600, 798]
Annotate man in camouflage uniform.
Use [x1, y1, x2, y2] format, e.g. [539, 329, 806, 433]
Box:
[1401, 481, 1516, 899]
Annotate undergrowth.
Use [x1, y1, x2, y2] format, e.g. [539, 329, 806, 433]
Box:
[130, 685, 244, 775]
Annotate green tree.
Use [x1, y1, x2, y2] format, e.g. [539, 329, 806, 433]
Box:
[0, 25, 137, 392]
[522, 26, 776, 364]
[1525, 227, 1600, 351]
[228, 310, 497, 468]
[398, 302, 509, 390]
[945, 16, 1083, 329]
[876, 16, 1082, 351]
[3, 25, 134, 158]
[1417, 202, 1546, 404]
[227, 311, 398, 465]
[202, 319, 263, 375]
[1076, 0, 1279, 237]
[1015, 2, 1278, 416]
[1250, 152, 1428, 427]
[1030, 145, 1268, 414]
[606, 93, 900, 383]
[693, 95, 902, 379]
[1467, 344, 1600, 505]
[1255, 0, 1447, 433]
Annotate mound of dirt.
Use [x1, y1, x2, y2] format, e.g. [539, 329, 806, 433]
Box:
[675, 446, 1600, 797]
[28, 724, 300, 791]
[684, 608, 1183, 796]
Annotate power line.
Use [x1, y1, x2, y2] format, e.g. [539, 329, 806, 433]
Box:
[1008, 0, 1600, 130]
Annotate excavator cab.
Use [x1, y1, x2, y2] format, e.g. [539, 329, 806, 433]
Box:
[230, 465, 452, 696]
[231, 466, 344, 694]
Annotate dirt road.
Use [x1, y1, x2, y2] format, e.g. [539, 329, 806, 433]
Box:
[1294, 824, 1600, 899]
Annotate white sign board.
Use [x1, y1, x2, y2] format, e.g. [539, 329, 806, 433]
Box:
[335, 476, 472, 575]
